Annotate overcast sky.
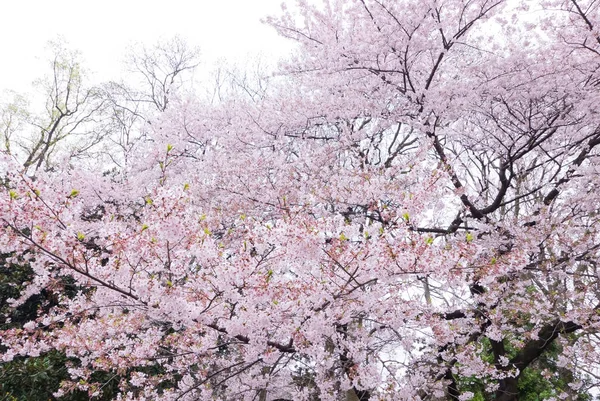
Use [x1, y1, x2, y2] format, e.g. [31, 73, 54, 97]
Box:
[0, 0, 293, 92]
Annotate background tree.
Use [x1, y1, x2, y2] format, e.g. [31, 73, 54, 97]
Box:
[124, 35, 200, 112]
[0, 42, 109, 175]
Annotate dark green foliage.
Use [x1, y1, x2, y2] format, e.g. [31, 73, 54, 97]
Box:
[0, 351, 123, 401]
[0, 253, 120, 400]
[0, 350, 69, 401]
[1, 252, 80, 333]
[517, 359, 591, 401]
[0, 253, 35, 330]
[458, 337, 593, 401]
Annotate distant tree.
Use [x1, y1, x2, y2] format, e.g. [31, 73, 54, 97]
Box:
[0, 42, 109, 174]
[125, 35, 200, 112]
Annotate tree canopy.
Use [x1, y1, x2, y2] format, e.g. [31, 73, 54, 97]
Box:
[2, 1, 600, 400]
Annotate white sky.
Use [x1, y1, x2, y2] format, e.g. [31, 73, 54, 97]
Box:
[0, 0, 293, 92]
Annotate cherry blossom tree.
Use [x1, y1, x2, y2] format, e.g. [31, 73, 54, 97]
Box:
[2, 0, 600, 400]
